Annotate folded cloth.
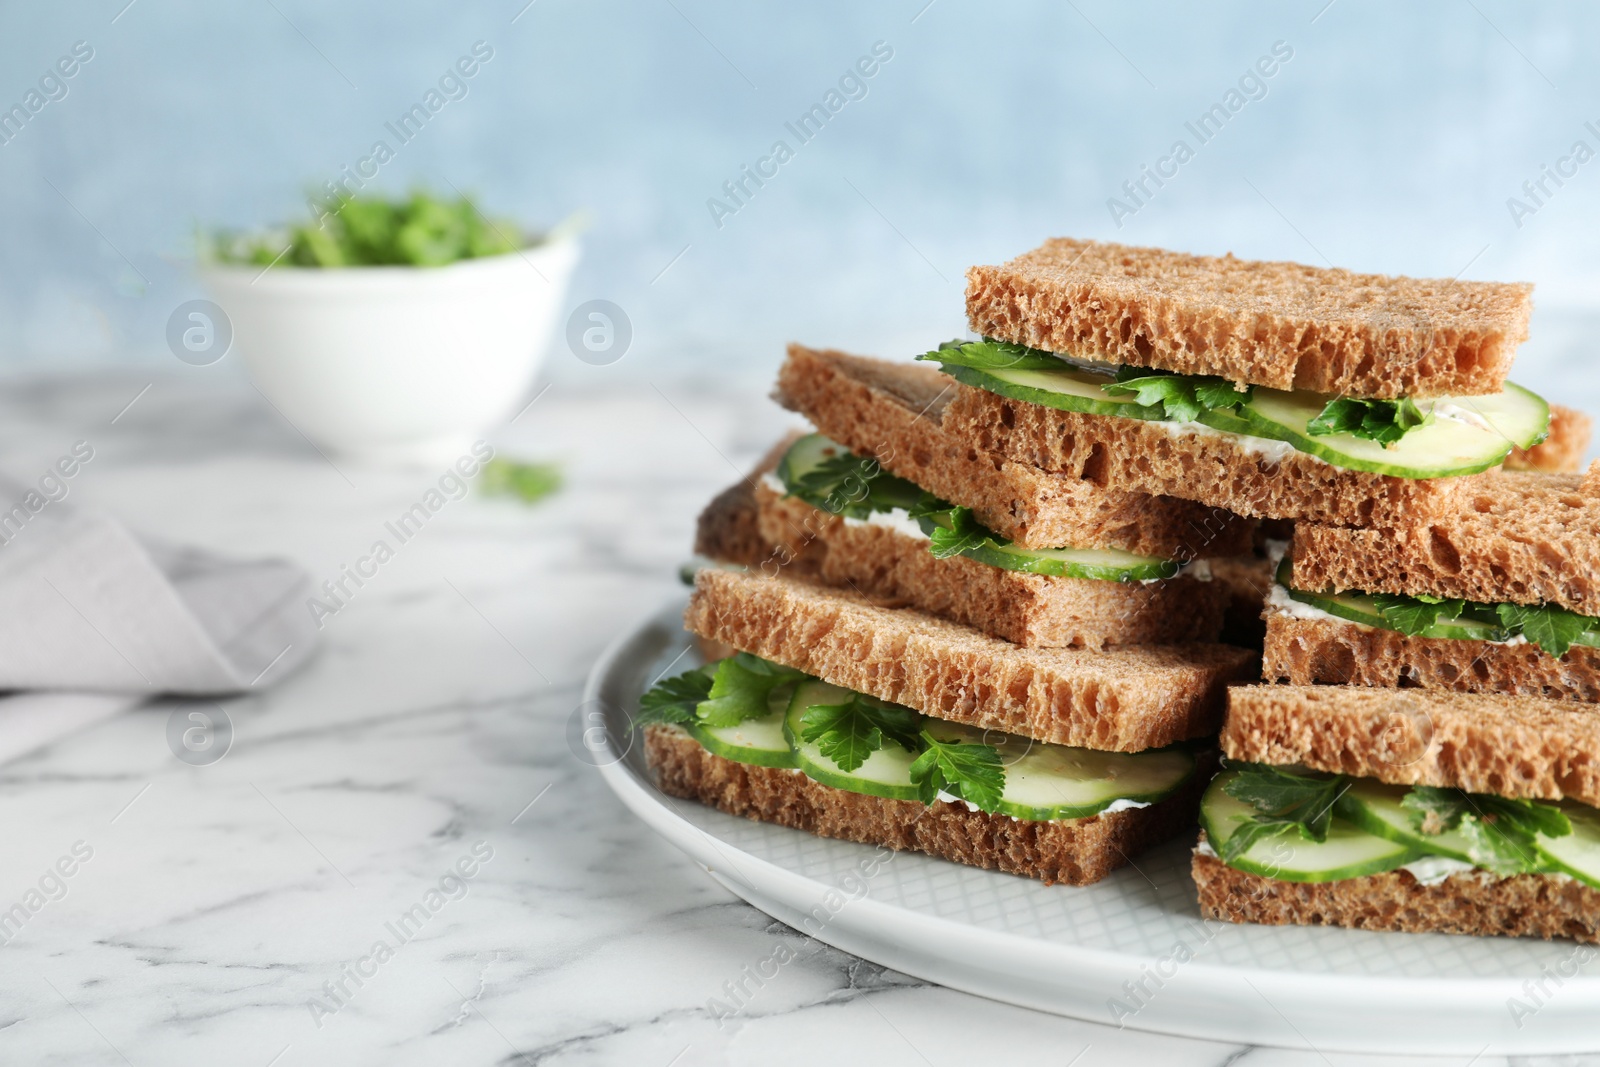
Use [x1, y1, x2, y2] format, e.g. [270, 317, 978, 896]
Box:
[0, 476, 317, 760]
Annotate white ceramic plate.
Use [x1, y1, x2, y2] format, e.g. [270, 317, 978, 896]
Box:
[585, 593, 1600, 1055]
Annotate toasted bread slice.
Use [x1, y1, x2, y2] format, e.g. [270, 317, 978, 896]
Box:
[1291, 470, 1600, 616]
[966, 238, 1532, 398]
[1262, 608, 1600, 702]
[940, 383, 1466, 525]
[1193, 848, 1600, 944]
[647, 724, 1206, 886]
[1505, 403, 1593, 473]
[685, 568, 1255, 751]
[1220, 684, 1600, 807]
[774, 344, 1255, 556]
[755, 483, 1228, 649]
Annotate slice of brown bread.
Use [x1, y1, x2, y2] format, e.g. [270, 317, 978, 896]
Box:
[775, 344, 1255, 556]
[1192, 848, 1600, 944]
[1291, 470, 1600, 615]
[940, 382, 1468, 525]
[1262, 607, 1600, 702]
[1505, 403, 1592, 473]
[692, 432, 813, 572]
[1220, 684, 1600, 806]
[686, 568, 1256, 750]
[646, 724, 1206, 886]
[966, 238, 1532, 398]
[756, 483, 1228, 649]
[693, 480, 771, 568]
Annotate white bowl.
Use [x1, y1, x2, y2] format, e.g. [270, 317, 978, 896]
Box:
[201, 238, 578, 465]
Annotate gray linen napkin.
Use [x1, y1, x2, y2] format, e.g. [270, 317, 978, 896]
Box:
[0, 476, 317, 761]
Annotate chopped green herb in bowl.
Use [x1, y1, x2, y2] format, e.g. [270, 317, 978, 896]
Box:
[211, 191, 534, 268]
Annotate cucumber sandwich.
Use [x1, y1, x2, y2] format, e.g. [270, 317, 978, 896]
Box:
[746, 430, 1236, 649]
[688, 344, 1266, 650]
[1266, 469, 1600, 701]
[641, 568, 1255, 886]
[914, 238, 1585, 526]
[1196, 685, 1600, 944]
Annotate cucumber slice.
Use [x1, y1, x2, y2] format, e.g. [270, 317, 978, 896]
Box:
[918, 721, 1196, 820]
[783, 680, 923, 801]
[1436, 384, 1551, 450]
[686, 683, 797, 769]
[1201, 771, 1420, 882]
[931, 350, 1550, 481]
[939, 363, 1164, 420]
[774, 433, 846, 487]
[1240, 385, 1548, 479]
[1335, 779, 1479, 863]
[1536, 801, 1600, 890]
[924, 522, 1178, 581]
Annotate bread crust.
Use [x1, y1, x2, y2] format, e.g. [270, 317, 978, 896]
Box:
[1505, 404, 1592, 474]
[646, 724, 1205, 886]
[1220, 684, 1600, 807]
[1193, 849, 1600, 944]
[1292, 471, 1600, 616]
[685, 569, 1256, 751]
[940, 383, 1467, 525]
[755, 482, 1227, 649]
[966, 238, 1532, 398]
[775, 344, 1255, 556]
[1262, 608, 1600, 702]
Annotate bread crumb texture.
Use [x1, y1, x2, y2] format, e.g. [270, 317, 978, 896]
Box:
[1194, 849, 1600, 944]
[1263, 609, 1600, 702]
[1221, 684, 1600, 807]
[685, 568, 1255, 750]
[1292, 471, 1600, 616]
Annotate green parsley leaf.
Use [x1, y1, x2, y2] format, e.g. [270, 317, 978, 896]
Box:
[1372, 594, 1467, 636]
[1306, 397, 1432, 446]
[1192, 378, 1252, 409]
[1104, 372, 1204, 423]
[789, 452, 883, 519]
[1400, 786, 1571, 874]
[1101, 368, 1252, 423]
[915, 339, 1068, 373]
[909, 730, 1006, 812]
[1496, 603, 1593, 659]
[925, 505, 993, 560]
[697, 653, 805, 727]
[783, 447, 927, 520]
[213, 190, 530, 269]
[480, 459, 562, 505]
[636, 666, 714, 726]
[799, 694, 922, 773]
[1219, 764, 1347, 863]
[1400, 785, 1469, 835]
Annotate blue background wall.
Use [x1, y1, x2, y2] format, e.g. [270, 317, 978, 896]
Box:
[0, 0, 1596, 401]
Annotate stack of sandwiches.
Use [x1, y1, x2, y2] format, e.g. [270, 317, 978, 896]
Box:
[640, 236, 1600, 942]
[640, 340, 1260, 885]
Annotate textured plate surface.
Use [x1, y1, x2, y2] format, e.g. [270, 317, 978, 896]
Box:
[587, 592, 1600, 1055]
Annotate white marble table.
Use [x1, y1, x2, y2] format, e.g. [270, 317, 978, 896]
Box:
[1, 371, 1592, 1067]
